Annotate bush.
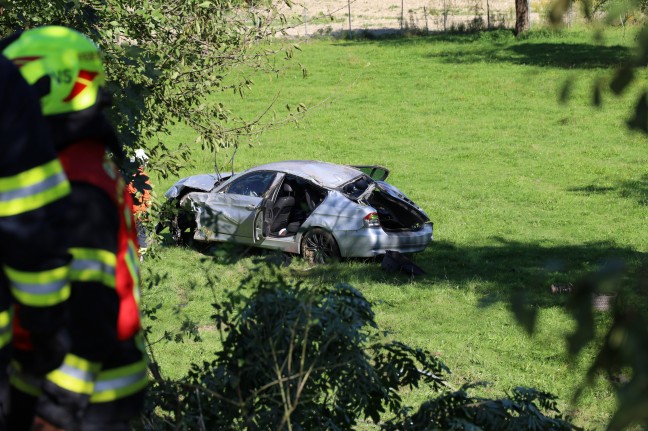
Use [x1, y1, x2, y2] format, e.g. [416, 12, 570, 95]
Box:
[141, 263, 577, 430]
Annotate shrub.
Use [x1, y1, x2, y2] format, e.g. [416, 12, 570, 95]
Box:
[142, 263, 577, 430]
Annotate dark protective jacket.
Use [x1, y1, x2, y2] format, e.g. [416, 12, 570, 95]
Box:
[10, 109, 147, 429]
[0, 55, 71, 425]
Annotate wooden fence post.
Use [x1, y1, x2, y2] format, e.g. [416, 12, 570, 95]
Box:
[487, 0, 491, 29]
[424, 6, 429, 33]
[348, 0, 352, 33]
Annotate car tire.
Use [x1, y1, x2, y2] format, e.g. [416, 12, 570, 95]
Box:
[169, 209, 196, 246]
[301, 228, 340, 265]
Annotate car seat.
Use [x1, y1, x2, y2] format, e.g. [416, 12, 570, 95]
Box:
[270, 183, 295, 234]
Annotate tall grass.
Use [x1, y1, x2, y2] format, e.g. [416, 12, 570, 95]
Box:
[144, 26, 647, 429]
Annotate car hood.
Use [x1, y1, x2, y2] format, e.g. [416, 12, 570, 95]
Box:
[165, 173, 234, 199]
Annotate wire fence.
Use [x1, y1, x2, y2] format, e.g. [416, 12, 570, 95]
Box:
[283, 0, 554, 37]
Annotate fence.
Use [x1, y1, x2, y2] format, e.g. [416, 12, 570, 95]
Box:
[281, 0, 553, 37]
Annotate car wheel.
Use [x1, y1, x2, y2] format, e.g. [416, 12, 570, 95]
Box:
[170, 210, 196, 246]
[301, 228, 340, 265]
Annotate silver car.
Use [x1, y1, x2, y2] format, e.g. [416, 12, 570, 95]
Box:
[160, 160, 433, 263]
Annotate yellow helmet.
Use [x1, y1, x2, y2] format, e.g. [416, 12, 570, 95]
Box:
[2, 26, 105, 116]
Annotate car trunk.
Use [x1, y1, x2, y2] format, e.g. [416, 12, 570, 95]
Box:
[363, 186, 429, 232]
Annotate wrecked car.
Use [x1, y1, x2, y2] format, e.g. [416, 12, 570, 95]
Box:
[159, 160, 433, 264]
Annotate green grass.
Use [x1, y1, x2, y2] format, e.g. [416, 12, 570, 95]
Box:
[143, 26, 647, 429]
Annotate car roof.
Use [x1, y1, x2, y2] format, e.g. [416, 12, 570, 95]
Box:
[244, 160, 364, 188]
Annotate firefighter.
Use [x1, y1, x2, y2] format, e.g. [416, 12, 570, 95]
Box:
[3, 26, 148, 430]
[0, 54, 72, 428]
[126, 149, 152, 251]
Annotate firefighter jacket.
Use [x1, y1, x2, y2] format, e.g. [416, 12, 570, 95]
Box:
[127, 167, 152, 221]
[0, 56, 71, 423]
[11, 138, 147, 429]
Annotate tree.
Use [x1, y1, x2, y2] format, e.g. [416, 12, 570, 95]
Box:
[143, 263, 578, 430]
[515, 0, 530, 35]
[0, 0, 302, 179]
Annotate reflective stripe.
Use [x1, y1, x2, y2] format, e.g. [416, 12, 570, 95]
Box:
[90, 358, 148, 403]
[5, 264, 70, 307]
[9, 360, 43, 397]
[0, 159, 70, 216]
[70, 247, 116, 288]
[0, 308, 11, 349]
[0, 171, 66, 203]
[123, 206, 132, 230]
[47, 354, 100, 395]
[124, 240, 141, 304]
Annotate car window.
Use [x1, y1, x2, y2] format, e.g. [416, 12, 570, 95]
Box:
[341, 175, 373, 199]
[225, 171, 277, 197]
[350, 165, 390, 181]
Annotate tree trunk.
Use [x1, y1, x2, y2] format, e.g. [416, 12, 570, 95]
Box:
[514, 0, 529, 36]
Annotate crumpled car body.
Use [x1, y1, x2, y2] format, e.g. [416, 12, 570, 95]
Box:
[162, 160, 433, 262]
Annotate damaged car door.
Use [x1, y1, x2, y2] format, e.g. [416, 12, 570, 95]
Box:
[188, 171, 278, 243]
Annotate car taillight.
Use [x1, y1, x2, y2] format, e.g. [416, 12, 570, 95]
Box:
[363, 212, 381, 228]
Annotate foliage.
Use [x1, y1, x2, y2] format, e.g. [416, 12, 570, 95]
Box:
[0, 0, 302, 178]
[562, 263, 648, 430]
[143, 30, 647, 429]
[145, 264, 448, 430]
[141, 263, 577, 430]
[527, 1, 648, 428]
[382, 384, 577, 431]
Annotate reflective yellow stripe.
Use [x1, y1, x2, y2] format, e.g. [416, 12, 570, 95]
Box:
[9, 360, 43, 397]
[0, 308, 12, 349]
[0, 159, 70, 216]
[124, 240, 141, 305]
[46, 354, 101, 396]
[70, 247, 116, 288]
[90, 358, 148, 403]
[5, 264, 70, 307]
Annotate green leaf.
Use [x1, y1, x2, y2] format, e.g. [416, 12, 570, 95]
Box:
[609, 65, 634, 96]
[549, 0, 570, 25]
[559, 77, 573, 104]
[581, 0, 593, 20]
[593, 78, 603, 107]
[627, 92, 648, 134]
[511, 290, 537, 335]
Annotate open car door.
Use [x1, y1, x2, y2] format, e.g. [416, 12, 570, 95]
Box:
[350, 165, 390, 181]
[253, 173, 285, 243]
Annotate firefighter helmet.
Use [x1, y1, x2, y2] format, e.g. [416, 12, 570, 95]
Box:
[2, 26, 105, 116]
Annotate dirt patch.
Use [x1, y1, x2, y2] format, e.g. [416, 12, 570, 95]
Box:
[278, 0, 521, 37]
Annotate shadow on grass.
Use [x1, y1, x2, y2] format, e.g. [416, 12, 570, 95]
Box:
[156, 230, 646, 311]
[568, 173, 648, 206]
[297, 238, 646, 310]
[429, 42, 630, 68]
[507, 42, 629, 68]
[331, 30, 631, 69]
[157, 231, 295, 265]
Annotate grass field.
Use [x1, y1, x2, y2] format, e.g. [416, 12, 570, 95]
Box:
[143, 26, 648, 429]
